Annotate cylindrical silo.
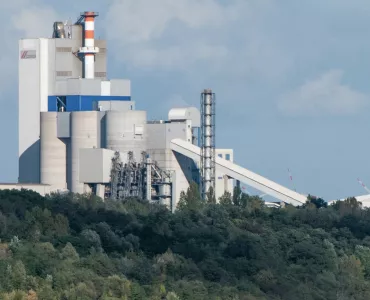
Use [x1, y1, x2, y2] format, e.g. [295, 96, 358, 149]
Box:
[105, 111, 147, 162]
[40, 112, 67, 190]
[69, 111, 101, 194]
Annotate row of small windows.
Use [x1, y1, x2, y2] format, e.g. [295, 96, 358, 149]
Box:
[95, 72, 106, 77]
[56, 47, 106, 53]
[218, 153, 231, 161]
[56, 71, 72, 77]
[56, 71, 106, 77]
[56, 47, 72, 52]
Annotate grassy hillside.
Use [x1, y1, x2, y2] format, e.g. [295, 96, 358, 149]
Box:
[0, 187, 369, 299]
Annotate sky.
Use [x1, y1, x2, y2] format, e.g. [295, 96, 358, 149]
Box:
[1, 0, 370, 201]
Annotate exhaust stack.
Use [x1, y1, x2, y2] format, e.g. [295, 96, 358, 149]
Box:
[200, 89, 216, 200]
[78, 11, 99, 79]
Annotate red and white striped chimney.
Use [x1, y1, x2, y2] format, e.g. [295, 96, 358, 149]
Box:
[79, 11, 99, 79]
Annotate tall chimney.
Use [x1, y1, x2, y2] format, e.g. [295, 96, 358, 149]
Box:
[78, 11, 99, 79]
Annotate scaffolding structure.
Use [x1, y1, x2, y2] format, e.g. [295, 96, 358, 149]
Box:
[108, 151, 173, 207]
[200, 89, 216, 201]
[109, 151, 146, 199]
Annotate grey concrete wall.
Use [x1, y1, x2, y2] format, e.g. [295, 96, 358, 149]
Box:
[110, 79, 131, 96]
[146, 122, 197, 208]
[55, 38, 82, 80]
[93, 101, 135, 112]
[95, 40, 107, 79]
[57, 112, 71, 138]
[79, 148, 115, 183]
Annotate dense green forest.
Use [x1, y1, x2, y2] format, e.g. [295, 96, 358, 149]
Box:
[0, 185, 370, 299]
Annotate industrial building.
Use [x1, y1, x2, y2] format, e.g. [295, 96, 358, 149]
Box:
[8, 10, 370, 209]
[13, 11, 235, 209]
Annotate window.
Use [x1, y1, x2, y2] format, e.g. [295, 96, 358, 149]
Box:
[218, 154, 223, 158]
[56, 71, 72, 77]
[95, 72, 107, 78]
[56, 47, 72, 52]
[226, 154, 230, 161]
[56, 96, 67, 112]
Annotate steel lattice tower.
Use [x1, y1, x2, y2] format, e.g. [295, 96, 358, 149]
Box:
[200, 89, 216, 200]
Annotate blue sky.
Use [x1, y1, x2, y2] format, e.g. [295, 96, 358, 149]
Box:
[1, 0, 370, 201]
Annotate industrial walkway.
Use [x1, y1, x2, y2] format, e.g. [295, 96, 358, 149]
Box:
[170, 139, 308, 206]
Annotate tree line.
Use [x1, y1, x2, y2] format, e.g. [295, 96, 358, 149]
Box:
[0, 185, 369, 299]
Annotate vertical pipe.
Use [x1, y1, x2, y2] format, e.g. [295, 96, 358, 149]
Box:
[146, 157, 152, 201]
[84, 54, 95, 79]
[200, 89, 215, 200]
[204, 92, 212, 194]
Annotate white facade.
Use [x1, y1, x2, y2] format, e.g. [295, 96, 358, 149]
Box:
[18, 30, 107, 184]
[18, 39, 50, 183]
[168, 107, 200, 127]
[215, 149, 234, 200]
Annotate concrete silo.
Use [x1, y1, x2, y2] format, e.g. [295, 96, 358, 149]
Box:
[40, 112, 67, 190]
[105, 110, 147, 162]
[69, 111, 103, 193]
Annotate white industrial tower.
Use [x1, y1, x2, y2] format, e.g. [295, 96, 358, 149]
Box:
[200, 89, 216, 200]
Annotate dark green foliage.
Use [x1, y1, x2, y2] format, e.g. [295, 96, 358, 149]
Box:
[0, 190, 370, 299]
[206, 186, 216, 204]
[178, 181, 203, 211]
[219, 191, 232, 206]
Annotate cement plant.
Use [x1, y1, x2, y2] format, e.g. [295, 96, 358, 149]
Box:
[2, 11, 368, 209]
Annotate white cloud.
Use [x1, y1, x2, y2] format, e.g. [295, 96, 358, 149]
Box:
[277, 70, 369, 116]
[107, 0, 238, 43]
[105, 0, 246, 70]
[0, 3, 60, 103]
[12, 7, 60, 38]
[167, 94, 191, 107]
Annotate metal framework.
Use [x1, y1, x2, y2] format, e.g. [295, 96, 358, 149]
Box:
[200, 89, 216, 201]
[108, 151, 173, 206]
[109, 151, 146, 200]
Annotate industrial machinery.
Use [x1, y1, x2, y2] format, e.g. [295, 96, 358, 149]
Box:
[108, 151, 174, 209]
